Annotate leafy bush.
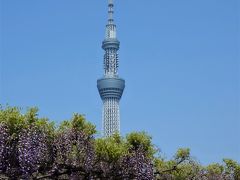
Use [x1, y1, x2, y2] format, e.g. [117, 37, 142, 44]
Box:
[0, 106, 239, 180]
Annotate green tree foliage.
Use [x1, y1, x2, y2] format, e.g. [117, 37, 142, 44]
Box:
[0, 106, 239, 180]
[126, 131, 156, 158]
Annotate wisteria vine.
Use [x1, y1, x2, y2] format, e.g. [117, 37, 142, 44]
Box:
[0, 107, 239, 180]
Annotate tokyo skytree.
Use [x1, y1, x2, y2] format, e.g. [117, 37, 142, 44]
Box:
[97, 0, 125, 137]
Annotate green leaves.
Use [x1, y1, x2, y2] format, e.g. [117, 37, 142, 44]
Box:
[154, 149, 240, 180]
[0, 106, 25, 136]
[58, 114, 96, 137]
[223, 158, 240, 179]
[25, 107, 38, 124]
[175, 148, 190, 162]
[155, 148, 193, 178]
[95, 133, 127, 162]
[0, 106, 55, 138]
[223, 158, 238, 170]
[126, 131, 156, 158]
[71, 114, 96, 136]
[94, 131, 157, 164]
[206, 163, 224, 175]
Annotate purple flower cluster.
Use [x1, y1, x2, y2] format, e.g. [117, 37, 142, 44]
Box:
[0, 124, 10, 173]
[121, 148, 154, 180]
[0, 117, 154, 179]
[54, 128, 95, 176]
[18, 125, 51, 177]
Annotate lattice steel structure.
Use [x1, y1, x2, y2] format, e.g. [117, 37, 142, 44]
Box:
[97, 0, 125, 137]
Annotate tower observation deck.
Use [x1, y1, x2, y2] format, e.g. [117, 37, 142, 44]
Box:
[97, 0, 125, 137]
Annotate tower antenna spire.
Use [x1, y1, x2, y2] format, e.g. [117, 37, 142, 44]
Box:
[108, 0, 114, 24]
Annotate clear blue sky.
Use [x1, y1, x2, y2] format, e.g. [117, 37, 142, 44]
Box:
[0, 0, 239, 165]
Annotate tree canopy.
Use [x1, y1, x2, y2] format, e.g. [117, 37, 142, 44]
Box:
[0, 106, 239, 179]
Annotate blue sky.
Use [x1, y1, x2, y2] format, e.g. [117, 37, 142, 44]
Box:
[0, 0, 239, 164]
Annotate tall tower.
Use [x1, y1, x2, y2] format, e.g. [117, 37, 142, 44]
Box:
[97, 0, 125, 137]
